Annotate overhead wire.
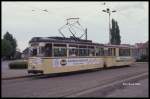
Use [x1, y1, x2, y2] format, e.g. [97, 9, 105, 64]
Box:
[12, 2, 108, 39]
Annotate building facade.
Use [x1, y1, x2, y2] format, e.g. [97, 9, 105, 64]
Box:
[131, 41, 148, 60]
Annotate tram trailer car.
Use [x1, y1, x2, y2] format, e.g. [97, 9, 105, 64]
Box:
[28, 36, 135, 74]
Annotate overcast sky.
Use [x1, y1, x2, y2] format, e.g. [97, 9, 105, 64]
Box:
[2, 2, 148, 52]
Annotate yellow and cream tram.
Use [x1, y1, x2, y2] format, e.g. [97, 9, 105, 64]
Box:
[27, 36, 135, 74]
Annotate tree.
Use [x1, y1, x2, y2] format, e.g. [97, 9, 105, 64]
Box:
[1, 39, 13, 59]
[110, 19, 121, 45]
[3, 31, 17, 58]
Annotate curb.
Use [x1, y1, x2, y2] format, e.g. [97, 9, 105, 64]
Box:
[2, 75, 36, 80]
[136, 62, 148, 63]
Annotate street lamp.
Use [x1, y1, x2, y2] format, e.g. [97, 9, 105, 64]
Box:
[102, 8, 116, 44]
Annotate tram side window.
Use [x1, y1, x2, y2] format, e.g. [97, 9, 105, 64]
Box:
[88, 46, 95, 56]
[89, 49, 95, 56]
[79, 48, 88, 56]
[96, 47, 100, 56]
[107, 48, 116, 56]
[78, 45, 88, 56]
[100, 48, 104, 56]
[119, 48, 130, 56]
[69, 48, 78, 56]
[104, 48, 113, 56]
[96, 48, 100, 56]
[108, 48, 113, 56]
[54, 47, 67, 57]
[69, 45, 78, 57]
[96, 48, 104, 56]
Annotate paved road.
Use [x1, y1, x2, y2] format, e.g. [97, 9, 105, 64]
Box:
[2, 63, 148, 97]
[106, 78, 148, 97]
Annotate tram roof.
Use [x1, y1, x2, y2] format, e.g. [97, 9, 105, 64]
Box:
[29, 36, 132, 48]
[29, 36, 104, 46]
[104, 44, 133, 48]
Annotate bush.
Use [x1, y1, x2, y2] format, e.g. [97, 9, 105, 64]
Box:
[9, 60, 28, 69]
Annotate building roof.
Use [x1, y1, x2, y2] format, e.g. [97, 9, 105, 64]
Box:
[104, 44, 133, 48]
[135, 41, 148, 48]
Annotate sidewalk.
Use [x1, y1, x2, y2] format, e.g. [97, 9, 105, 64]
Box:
[1, 60, 30, 80]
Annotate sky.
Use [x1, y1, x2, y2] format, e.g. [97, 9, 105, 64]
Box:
[2, 1, 148, 52]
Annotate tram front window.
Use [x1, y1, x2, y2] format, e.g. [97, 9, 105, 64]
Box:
[29, 43, 52, 57]
[38, 44, 52, 57]
[31, 48, 37, 56]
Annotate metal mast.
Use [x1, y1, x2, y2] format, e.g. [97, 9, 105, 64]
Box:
[102, 8, 116, 44]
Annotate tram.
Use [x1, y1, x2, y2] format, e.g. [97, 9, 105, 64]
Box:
[27, 36, 135, 74]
